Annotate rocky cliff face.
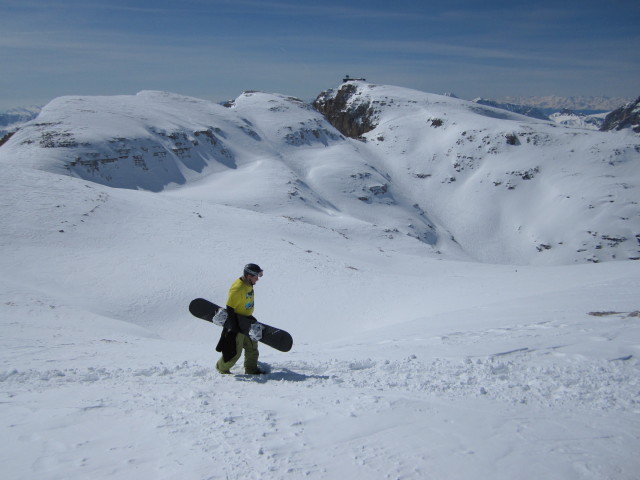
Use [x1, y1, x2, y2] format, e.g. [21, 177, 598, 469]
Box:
[600, 97, 640, 133]
[312, 83, 379, 139]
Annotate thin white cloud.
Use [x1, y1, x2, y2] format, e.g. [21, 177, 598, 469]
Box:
[1, 0, 638, 109]
[210, 0, 422, 19]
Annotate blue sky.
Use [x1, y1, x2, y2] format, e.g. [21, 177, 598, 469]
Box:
[1, 0, 639, 110]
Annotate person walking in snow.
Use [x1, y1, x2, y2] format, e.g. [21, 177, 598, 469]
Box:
[215, 263, 265, 375]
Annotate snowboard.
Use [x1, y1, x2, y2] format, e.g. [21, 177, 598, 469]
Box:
[189, 298, 293, 352]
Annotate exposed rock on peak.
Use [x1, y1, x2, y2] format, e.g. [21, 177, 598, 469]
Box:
[600, 97, 640, 133]
[312, 83, 379, 139]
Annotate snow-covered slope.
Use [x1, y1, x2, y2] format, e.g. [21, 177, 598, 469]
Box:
[5, 86, 639, 265]
[316, 83, 640, 264]
[2, 90, 468, 259]
[1, 86, 639, 480]
[1, 155, 639, 480]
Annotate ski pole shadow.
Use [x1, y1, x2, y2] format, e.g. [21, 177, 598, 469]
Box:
[235, 368, 330, 384]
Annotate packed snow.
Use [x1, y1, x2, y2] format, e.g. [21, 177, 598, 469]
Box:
[0, 84, 639, 480]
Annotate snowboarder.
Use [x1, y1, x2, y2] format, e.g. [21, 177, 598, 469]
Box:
[215, 263, 265, 375]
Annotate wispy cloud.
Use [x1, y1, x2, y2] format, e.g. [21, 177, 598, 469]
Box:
[1, 0, 638, 109]
[210, 0, 421, 20]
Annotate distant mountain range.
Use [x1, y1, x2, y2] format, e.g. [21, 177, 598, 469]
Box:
[471, 98, 550, 120]
[1, 95, 634, 138]
[494, 95, 631, 113]
[0, 106, 41, 138]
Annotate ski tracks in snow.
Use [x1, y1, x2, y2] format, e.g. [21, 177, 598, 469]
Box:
[2, 341, 639, 479]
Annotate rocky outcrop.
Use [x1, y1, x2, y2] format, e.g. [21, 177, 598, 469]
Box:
[312, 83, 378, 139]
[0, 131, 15, 147]
[600, 97, 640, 133]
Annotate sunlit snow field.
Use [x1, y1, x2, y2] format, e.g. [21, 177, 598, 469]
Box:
[1, 85, 638, 479]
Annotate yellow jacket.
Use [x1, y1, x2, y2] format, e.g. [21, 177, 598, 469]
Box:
[226, 278, 254, 316]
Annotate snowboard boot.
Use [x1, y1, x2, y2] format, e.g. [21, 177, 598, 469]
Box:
[215, 360, 232, 375]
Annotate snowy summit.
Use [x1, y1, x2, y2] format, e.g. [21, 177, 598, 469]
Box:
[0, 83, 639, 479]
[4, 85, 640, 265]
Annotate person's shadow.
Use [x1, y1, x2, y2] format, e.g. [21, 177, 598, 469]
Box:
[235, 367, 329, 384]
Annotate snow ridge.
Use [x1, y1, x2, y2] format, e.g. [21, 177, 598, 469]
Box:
[2, 85, 640, 265]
